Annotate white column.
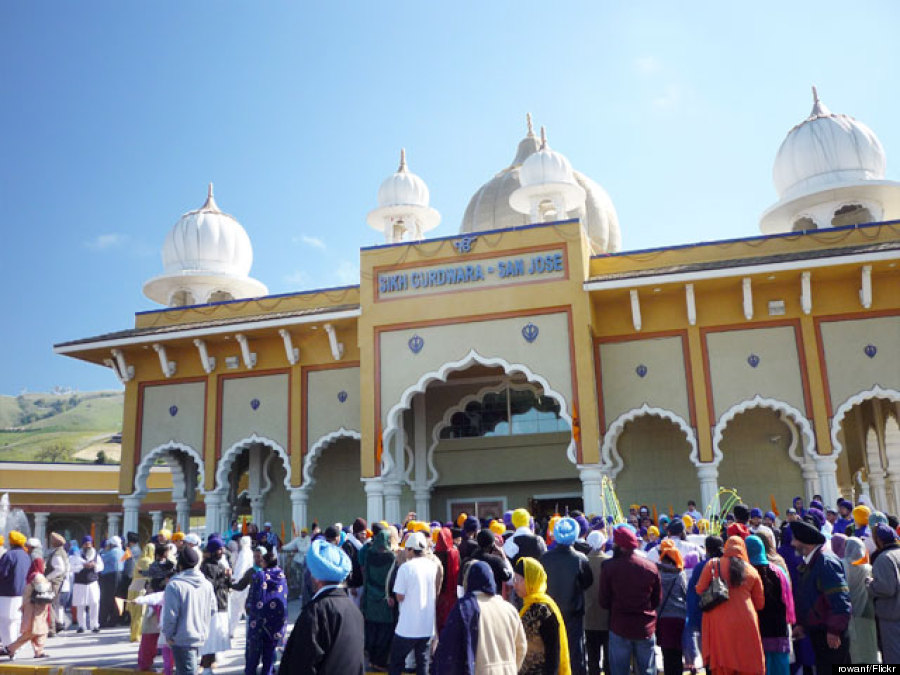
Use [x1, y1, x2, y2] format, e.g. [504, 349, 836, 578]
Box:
[413, 486, 431, 522]
[364, 478, 384, 524]
[107, 513, 122, 539]
[33, 512, 50, 548]
[578, 465, 604, 517]
[801, 462, 820, 502]
[174, 499, 191, 533]
[250, 495, 266, 527]
[121, 495, 142, 538]
[150, 510, 163, 534]
[204, 492, 225, 535]
[384, 482, 402, 526]
[697, 464, 719, 514]
[815, 457, 839, 510]
[290, 489, 310, 533]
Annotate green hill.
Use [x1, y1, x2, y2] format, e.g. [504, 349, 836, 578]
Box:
[0, 391, 124, 463]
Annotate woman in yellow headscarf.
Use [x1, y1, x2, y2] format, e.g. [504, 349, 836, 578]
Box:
[127, 543, 154, 642]
[513, 557, 570, 675]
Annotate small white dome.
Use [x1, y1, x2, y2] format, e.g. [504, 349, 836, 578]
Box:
[773, 88, 886, 200]
[162, 185, 254, 276]
[377, 149, 430, 208]
[519, 128, 577, 187]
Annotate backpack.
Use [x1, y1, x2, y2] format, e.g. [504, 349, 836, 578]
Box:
[31, 578, 54, 605]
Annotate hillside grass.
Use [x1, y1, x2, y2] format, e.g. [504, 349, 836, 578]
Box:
[0, 391, 123, 463]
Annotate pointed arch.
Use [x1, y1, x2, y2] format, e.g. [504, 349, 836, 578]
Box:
[713, 395, 815, 465]
[831, 385, 900, 458]
[601, 404, 698, 479]
[215, 433, 292, 493]
[133, 442, 206, 498]
[302, 428, 361, 489]
[382, 349, 576, 474]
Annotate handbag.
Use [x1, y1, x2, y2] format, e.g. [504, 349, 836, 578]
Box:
[699, 559, 729, 612]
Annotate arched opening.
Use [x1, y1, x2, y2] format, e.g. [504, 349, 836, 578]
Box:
[133, 443, 205, 532]
[716, 407, 805, 509]
[603, 408, 700, 515]
[792, 216, 817, 232]
[831, 204, 873, 228]
[385, 356, 576, 525]
[305, 435, 365, 526]
[169, 289, 195, 307]
[215, 436, 292, 534]
[208, 290, 235, 303]
[831, 390, 900, 512]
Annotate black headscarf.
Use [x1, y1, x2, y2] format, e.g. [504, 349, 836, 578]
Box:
[433, 561, 495, 675]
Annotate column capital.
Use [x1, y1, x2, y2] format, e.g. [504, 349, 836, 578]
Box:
[121, 494, 143, 509]
[363, 477, 384, 495]
[33, 511, 51, 522]
[290, 489, 310, 504]
[577, 464, 604, 483]
[412, 485, 431, 500]
[696, 464, 719, 480]
[204, 492, 226, 506]
[107, 513, 122, 523]
[815, 457, 838, 473]
[383, 482, 403, 498]
[148, 509, 163, 517]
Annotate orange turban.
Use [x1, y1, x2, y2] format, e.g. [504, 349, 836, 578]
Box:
[658, 539, 684, 570]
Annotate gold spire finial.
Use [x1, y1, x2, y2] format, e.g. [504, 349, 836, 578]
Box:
[201, 182, 220, 212]
[398, 148, 407, 172]
[812, 85, 819, 105]
[809, 85, 829, 118]
[526, 113, 534, 137]
[540, 125, 547, 149]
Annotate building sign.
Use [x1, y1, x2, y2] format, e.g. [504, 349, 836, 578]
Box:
[376, 248, 567, 299]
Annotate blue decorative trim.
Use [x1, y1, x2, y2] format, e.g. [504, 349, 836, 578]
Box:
[337, 390, 348, 403]
[250, 398, 261, 411]
[453, 236, 478, 253]
[864, 344, 877, 359]
[522, 322, 539, 343]
[408, 334, 424, 354]
[747, 354, 760, 368]
[169, 405, 178, 417]
[635, 364, 648, 378]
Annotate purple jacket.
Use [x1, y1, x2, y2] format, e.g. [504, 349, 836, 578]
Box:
[0, 547, 32, 597]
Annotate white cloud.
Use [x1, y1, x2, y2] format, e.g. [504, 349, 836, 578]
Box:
[85, 233, 127, 250]
[283, 270, 309, 287]
[292, 234, 326, 250]
[635, 56, 660, 75]
[652, 84, 681, 110]
[334, 260, 359, 285]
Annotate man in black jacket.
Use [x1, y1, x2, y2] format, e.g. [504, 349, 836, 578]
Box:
[542, 516, 593, 675]
[279, 540, 365, 674]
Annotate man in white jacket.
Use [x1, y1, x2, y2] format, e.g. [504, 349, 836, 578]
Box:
[162, 546, 216, 675]
[70, 535, 104, 633]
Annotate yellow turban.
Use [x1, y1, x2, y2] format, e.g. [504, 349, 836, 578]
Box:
[489, 520, 505, 536]
[853, 505, 871, 527]
[0, 535, 4, 546]
[158, 529, 172, 541]
[648, 526, 660, 538]
[511, 508, 530, 529]
[698, 519, 710, 534]
[8, 530, 26, 548]
[409, 521, 429, 534]
[171, 531, 185, 542]
[682, 515, 694, 530]
[456, 513, 468, 528]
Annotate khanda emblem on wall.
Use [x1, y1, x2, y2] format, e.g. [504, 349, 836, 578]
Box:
[169, 405, 178, 417]
[864, 344, 877, 358]
[408, 334, 424, 354]
[250, 398, 261, 411]
[521, 322, 539, 343]
[337, 390, 348, 403]
[747, 354, 760, 368]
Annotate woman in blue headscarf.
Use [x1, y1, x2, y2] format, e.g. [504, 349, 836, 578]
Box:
[433, 560, 526, 674]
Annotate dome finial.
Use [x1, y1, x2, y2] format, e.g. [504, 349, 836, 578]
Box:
[398, 148, 407, 172]
[202, 182, 220, 212]
[809, 85, 829, 118]
[539, 125, 548, 150]
[526, 113, 534, 137]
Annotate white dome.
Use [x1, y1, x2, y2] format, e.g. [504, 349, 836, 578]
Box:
[519, 130, 577, 187]
[773, 88, 886, 201]
[461, 116, 621, 253]
[162, 185, 254, 276]
[377, 149, 430, 208]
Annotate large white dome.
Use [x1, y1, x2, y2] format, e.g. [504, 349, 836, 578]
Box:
[773, 88, 886, 201]
[162, 185, 254, 276]
[461, 117, 621, 253]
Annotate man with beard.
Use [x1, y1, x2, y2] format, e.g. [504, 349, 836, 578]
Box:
[71, 535, 104, 633]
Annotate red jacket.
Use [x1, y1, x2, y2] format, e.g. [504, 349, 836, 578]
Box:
[598, 549, 661, 639]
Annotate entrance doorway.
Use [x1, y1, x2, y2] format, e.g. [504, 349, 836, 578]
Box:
[447, 497, 507, 524]
[529, 494, 584, 526]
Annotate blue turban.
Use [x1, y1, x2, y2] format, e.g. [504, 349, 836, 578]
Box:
[306, 539, 352, 583]
[745, 535, 767, 566]
[874, 524, 898, 544]
[206, 536, 225, 553]
[554, 517, 578, 546]
[869, 511, 889, 528]
[81, 535, 93, 545]
[463, 517, 480, 534]
[667, 518, 685, 536]
[750, 508, 763, 519]
[764, 511, 776, 521]
[574, 515, 590, 538]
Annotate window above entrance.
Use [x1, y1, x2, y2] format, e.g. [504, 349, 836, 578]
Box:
[439, 386, 568, 439]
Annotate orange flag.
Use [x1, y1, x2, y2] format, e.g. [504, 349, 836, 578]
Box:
[376, 428, 384, 468]
[90, 521, 96, 543]
[652, 505, 659, 524]
[572, 408, 581, 444]
[669, 504, 674, 518]
[241, 518, 248, 535]
[770, 494, 780, 517]
[292, 522, 298, 538]
[281, 521, 286, 543]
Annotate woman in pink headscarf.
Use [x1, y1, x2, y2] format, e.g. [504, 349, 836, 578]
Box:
[1, 558, 52, 659]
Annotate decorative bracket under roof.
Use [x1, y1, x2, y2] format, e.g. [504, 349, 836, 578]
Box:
[193, 339, 216, 374]
[105, 348, 134, 384]
[323, 323, 344, 361]
[152, 343, 177, 378]
[278, 329, 300, 366]
[234, 334, 257, 369]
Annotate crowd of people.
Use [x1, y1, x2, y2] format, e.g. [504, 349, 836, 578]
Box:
[0, 493, 898, 674]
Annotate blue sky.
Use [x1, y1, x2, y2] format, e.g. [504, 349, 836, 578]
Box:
[2, 2, 898, 394]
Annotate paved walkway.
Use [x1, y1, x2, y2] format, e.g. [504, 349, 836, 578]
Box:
[0, 600, 304, 673]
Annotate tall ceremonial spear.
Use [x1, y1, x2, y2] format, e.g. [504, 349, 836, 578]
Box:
[600, 476, 626, 525]
[703, 487, 742, 535]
